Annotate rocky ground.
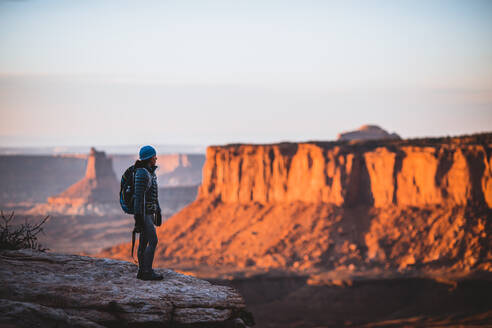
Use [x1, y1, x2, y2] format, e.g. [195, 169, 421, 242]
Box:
[0, 249, 253, 328]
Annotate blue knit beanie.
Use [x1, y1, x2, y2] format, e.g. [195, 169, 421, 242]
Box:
[139, 145, 157, 161]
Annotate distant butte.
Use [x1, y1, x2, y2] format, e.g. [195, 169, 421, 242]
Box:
[49, 147, 118, 204]
[337, 124, 400, 141]
[28, 147, 120, 215]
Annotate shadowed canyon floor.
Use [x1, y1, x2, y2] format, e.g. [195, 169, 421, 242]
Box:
[213, 273, 492, 327]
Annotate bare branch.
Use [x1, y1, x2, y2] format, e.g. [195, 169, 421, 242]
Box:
[0, 212, 49, 252]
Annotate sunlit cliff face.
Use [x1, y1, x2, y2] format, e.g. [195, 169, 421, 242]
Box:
[198, 142, 490, 207]
[100, 134, 492, 277]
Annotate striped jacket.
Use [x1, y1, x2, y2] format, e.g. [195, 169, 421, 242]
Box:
[133, 165, 160, 216]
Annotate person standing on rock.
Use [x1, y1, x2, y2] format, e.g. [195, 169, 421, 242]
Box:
[134, 145, 163, 281]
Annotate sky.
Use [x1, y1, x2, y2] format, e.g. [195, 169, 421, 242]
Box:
[0, 0, 491, 148]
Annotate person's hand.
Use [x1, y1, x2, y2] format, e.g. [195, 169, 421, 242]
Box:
[134, 214, 144, 232]
[155, 211, 162, 227]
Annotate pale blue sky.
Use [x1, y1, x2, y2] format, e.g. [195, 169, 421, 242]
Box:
[1, 0, 491, 147]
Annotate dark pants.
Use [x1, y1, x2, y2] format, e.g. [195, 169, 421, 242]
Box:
[137, 214, 158, 273]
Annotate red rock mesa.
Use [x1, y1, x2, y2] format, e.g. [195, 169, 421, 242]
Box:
[101, 134, 491, 277]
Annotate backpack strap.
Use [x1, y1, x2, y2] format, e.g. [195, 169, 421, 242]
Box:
[131, 228, 137, 263]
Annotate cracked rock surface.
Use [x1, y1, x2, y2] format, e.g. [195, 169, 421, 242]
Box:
[0, 249, 253, 327]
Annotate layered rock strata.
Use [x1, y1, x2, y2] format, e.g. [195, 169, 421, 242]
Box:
[199, 138, 491, 207]
[28, 148, 120, 215]
[0, 249, 253, 328]
[48, 147, 119, 206]
[0, 153, 205, 210]
[102, 134, 491, 276]
[112, 154, 205, 187]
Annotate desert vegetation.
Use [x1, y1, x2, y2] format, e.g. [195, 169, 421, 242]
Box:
[0, 211, 49, 251]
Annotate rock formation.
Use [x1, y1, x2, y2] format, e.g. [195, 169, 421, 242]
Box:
[28, 148, 120, 215]
[0, 249, 253, 327]
[198, 138, 490, 208]
[337, 124, 400, 141]
[0, 153, 206, 211]
[101, 134, 491, 277]
[112, 154, 205, 187]
[2, 150, 202, 255]
[0, 155, 86, 209]
[159, 185, 199, 216]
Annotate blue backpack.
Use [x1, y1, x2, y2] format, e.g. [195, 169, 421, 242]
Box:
[119, 165, 136, 214]
[120, 165, 139, 260]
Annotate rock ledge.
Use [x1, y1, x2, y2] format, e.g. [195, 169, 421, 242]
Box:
[0, 249, 253, 327]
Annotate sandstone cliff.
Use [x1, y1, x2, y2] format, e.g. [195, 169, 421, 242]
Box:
[28, 148, 120, 215]
[101, 134, 491, 277]
[49, 148, 119, 205]
[0, 249, 253, 327]
[198, 136, 490, 207]
[112, 154, 205, 187]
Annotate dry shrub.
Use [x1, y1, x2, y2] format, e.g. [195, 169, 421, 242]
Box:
[0, 211, 49, 251]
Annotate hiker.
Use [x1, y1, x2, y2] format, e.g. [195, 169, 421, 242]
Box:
[134, 145, 163, 281]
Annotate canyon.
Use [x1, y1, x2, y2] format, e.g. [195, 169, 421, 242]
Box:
[28, 147, 120, 215]
[100, 133, 492, 327]
[103, 133, 491, 274]
[0, 150, 202, 254]
[0, 151, 205, 211]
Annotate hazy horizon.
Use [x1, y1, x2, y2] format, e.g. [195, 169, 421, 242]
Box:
[0, 143, 208, 155]
[1, 0, 491, 147]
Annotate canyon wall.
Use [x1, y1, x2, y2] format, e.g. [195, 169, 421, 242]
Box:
[102, 134, 491, 276]
[48, 147, 119, 205]
[24, 148, 120, 215]
[0, 152, 205, 211]
[112, 154, 205, 187]
[0, 155, 86, 206]
[199, 139, 491, 208]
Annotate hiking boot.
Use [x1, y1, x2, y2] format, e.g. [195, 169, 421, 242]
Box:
[140, 270, 163, 281]
[136, 269, 144, 280]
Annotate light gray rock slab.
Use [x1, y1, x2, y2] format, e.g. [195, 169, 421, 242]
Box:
[174, 308, 233, 324]
[0, 249, 252, 327]
[0, 299, 105, 328]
